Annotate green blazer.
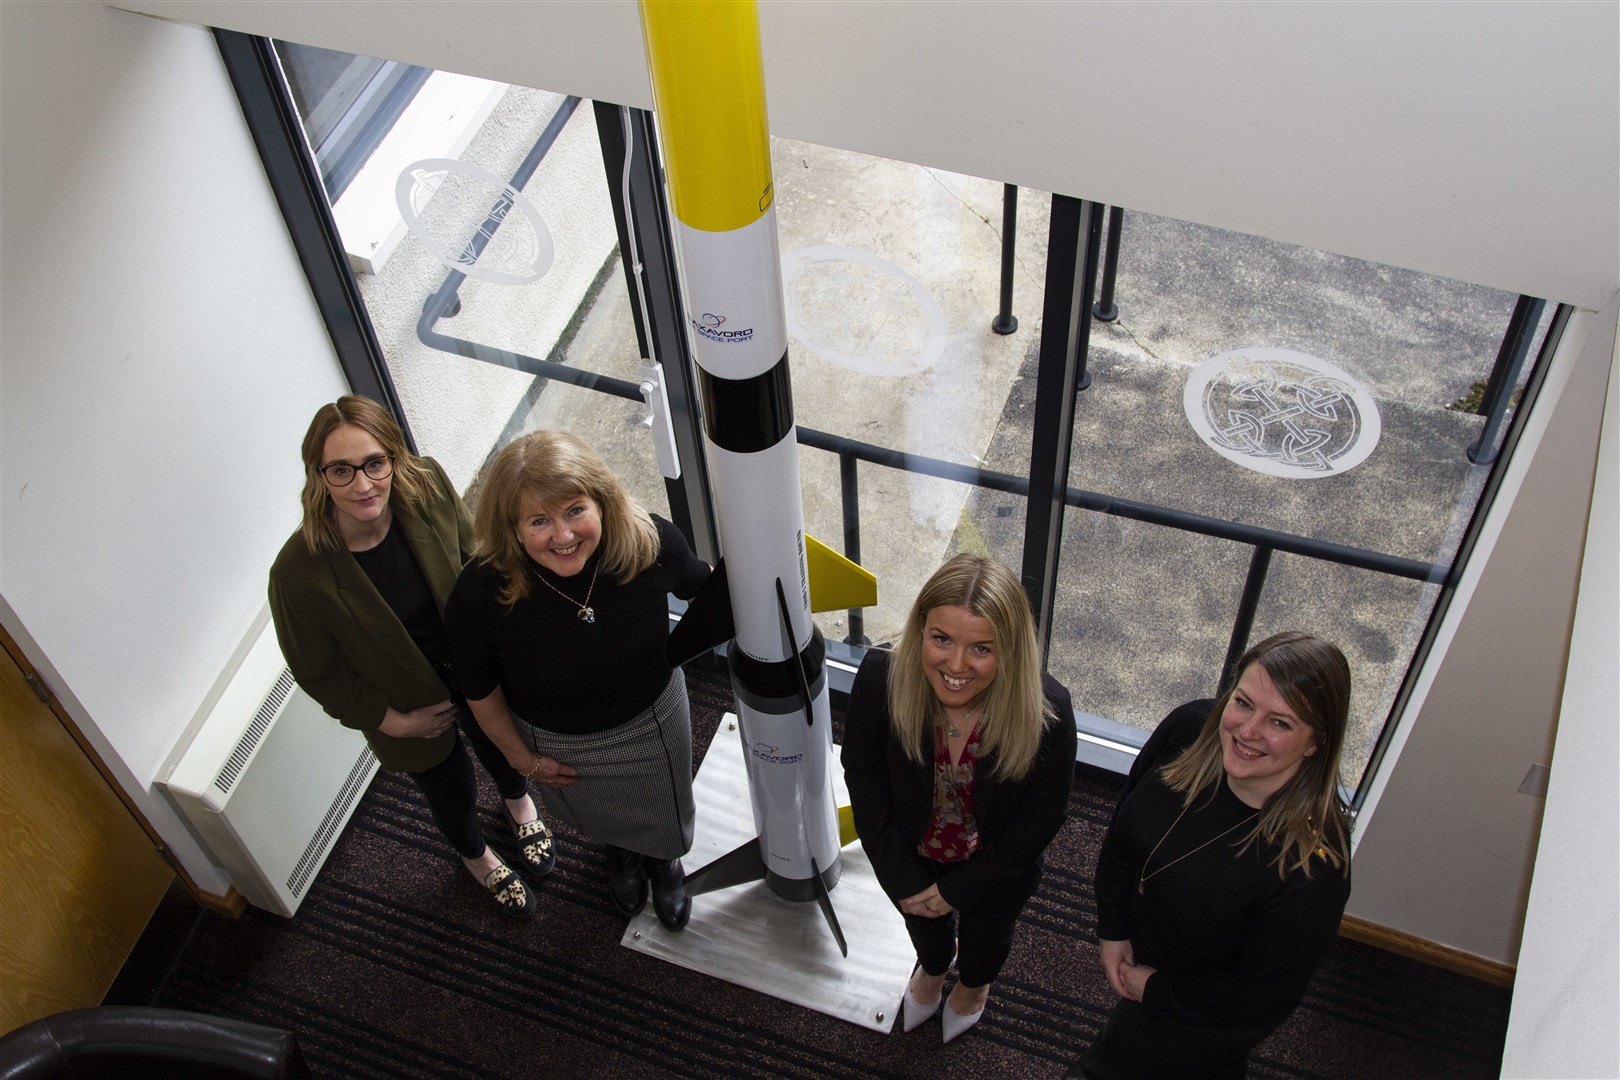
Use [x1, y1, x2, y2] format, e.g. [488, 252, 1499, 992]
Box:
[268, 457, 473, 773]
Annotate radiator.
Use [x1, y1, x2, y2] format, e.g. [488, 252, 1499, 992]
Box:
[162, 614, 377, 916]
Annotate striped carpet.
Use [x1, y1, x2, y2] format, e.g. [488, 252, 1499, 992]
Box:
[154, 661, 1510, 1078]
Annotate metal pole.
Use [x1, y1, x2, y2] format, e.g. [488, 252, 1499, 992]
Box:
[1219, 545, 1274, 695]
[1468, 294, 1545, 465]
[991, 183, 1019, 335]
[839, 452, 867, 645]
[1093, 205, 1124, 322]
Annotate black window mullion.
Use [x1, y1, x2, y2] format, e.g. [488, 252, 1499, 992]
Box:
[214, 29, 414, 450]
[594, 100, 717, 562]
[1021, 194, 1102, 666]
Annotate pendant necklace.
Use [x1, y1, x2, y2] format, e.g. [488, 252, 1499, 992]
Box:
[534, 560, 600, 624]
[945, 702, 985, 739]
[1137, 801, 1259, 895]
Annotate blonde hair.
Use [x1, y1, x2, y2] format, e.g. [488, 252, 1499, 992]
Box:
[886, 554, 1055, 782]
[471, 430, 659, 606]
[297, 396, 436, 554]
[1160, 631, 1353, 879]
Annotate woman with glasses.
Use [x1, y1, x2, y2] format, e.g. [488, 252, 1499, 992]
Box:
[1066, 632, 1354, 1079]
[268, 396, 552, 917]
[444, 430, 711, 931]
[842, 554, 1076, 1043]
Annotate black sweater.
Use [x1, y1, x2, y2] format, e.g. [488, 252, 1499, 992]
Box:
[1095, 700, 1350, 1041]
[445, 516, 708, 734]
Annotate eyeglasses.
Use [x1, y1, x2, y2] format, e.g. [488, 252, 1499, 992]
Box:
[319, 454, 394, 487]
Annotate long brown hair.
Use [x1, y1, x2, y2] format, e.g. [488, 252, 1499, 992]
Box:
[886, 554, 1055, 781]
[1160, 631, 1353, 878]
[470, 430, 658, 606]
[297, 396, 435, 554]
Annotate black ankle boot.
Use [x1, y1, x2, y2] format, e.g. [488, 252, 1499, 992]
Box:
[646, 857, 691, 930]
[605, 845, 647, 917]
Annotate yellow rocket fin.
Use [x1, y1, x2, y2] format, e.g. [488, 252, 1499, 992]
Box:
[837, 803, 859, 847]
[805, 534, 876, 613]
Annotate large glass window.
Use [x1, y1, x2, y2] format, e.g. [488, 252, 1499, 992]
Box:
[259, 41, 1555, 792]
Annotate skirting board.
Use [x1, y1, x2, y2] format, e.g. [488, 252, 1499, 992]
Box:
[1338, 914, 1515, 988]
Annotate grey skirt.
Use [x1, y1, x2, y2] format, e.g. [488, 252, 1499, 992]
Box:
[511, 668, 694, 860]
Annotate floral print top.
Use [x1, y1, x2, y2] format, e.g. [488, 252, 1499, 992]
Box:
[916, 725, 981, 863]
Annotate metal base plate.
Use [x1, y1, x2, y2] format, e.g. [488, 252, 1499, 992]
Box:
[620, 715, 914, 1031]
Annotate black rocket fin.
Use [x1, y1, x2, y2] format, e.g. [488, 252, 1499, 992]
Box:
[683, 837, 768, 897]
[774, 578, 816, 727]
[666, 558, 736, 667]
[808, 856, 848, 958]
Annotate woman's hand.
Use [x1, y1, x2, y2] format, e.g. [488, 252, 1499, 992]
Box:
[899, 883, 955, 919]
[378, 701, 457, 739]
[1099, 938, 1136, 999]
[522, 752, 579, 789]
[1119, 959, 1157, 1003]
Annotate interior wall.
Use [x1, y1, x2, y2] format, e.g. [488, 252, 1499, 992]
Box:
[112, 0, 1618, 309]
[0, 1, 351, 893]
[1350, 296, 1618, 962]
[1501, 312, 1619, 1077]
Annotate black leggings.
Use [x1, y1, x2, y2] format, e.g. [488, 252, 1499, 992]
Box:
[407, 709, 528, 859]
[904, 868, 1041, 987]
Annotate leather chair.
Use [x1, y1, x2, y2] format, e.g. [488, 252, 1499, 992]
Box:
[0, 1006, 312, 1079]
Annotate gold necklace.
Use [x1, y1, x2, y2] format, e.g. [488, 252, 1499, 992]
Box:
[533, 560, 600, 624]
[943, 702, 985, 739]
[1137, 801, 1259, 895]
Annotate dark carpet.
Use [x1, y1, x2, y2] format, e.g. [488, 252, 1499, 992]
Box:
[154, 662, 1510, 1078]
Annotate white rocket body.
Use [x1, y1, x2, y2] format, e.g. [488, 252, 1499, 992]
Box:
[643, 5, 843, 902]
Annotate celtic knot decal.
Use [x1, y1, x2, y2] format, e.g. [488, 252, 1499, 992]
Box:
[1184, 349, 1381, 479]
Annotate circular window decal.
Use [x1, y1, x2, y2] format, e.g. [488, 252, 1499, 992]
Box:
[781, 245, 947, 376]
[395, 158, 554, 285]
[1183, 348, 1381, 478]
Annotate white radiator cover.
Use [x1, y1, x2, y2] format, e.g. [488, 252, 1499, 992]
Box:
[163, 616, 377, 916]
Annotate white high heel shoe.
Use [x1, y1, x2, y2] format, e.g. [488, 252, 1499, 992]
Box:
[900, 965, 943, 1032]
[942, 990, 987, 1043]
[901, 988, 942, 1032]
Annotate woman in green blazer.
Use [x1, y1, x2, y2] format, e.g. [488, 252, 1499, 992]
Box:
[268, 396, 553, 916]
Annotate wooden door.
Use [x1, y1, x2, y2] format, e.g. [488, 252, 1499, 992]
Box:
[0, 631, 174, 1032]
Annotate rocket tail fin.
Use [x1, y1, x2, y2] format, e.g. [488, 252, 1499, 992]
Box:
[666, 558, 736, 667]
[684, 836, 767, 897]
[805, 534, 877, 613]
[808, 856, 848, 957]
[774, 578, 816, 726]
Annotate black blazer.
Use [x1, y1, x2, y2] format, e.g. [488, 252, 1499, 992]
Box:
[841, 649, 1076, 913]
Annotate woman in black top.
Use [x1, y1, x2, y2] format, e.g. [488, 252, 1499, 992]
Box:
[1068, 632, 1354, 1079]
[268, 396, 551, 918]
[843, 554, 1075, 1043]
[446, 430, 710, 930]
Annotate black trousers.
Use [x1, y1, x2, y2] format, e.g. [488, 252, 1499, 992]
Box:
[408, 708, 528, 859]
[904, 867, 1041, 987]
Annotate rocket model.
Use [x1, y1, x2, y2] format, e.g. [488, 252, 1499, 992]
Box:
[639, 0, 867, 953]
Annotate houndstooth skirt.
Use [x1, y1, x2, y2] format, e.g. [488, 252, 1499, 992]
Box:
[510, 668, 694, 860]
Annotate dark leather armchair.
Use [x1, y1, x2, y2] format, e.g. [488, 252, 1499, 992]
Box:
[0, 1007, 312, 1079]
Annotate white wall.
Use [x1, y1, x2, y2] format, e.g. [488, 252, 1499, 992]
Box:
[1350, 296, 1617, 961]
[0, 0, 351, 893]
[115, 0, 1617, 310]
[1501, 331, 1620, 1078]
